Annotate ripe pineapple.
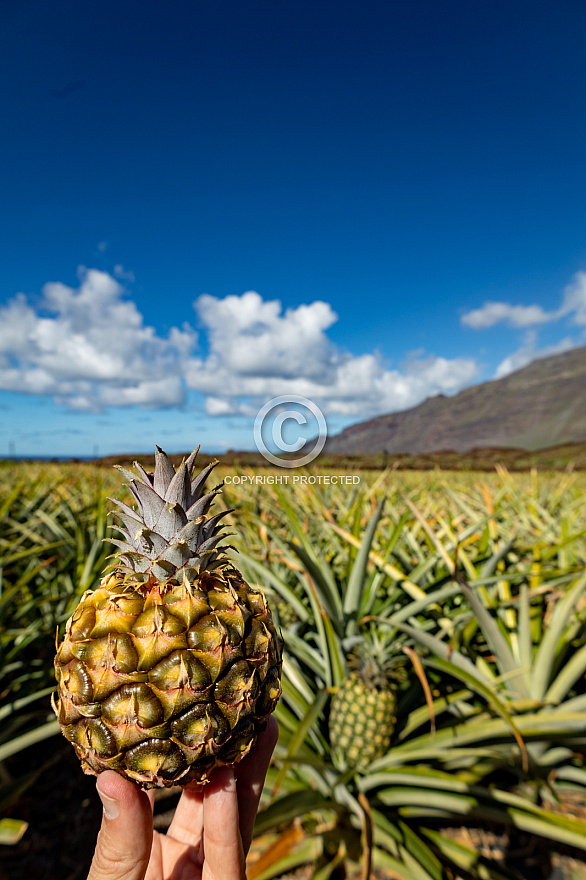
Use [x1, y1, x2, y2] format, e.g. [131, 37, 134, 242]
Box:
[52, 448, 282, 789]
[328, 637, 403, 771]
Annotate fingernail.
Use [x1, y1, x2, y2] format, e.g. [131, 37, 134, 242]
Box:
[97, 784, 119, 819]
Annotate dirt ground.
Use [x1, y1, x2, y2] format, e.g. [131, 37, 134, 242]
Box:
[1, 738, 102, 880]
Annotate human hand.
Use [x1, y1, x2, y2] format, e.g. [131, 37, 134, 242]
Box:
[87, 716, 278, 880]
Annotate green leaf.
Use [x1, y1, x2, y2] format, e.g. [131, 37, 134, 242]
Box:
[249, 837, 322, 880]
[323, 612, 346, 688]
[328, 523, 427, 601]
[421, 828, 516, 880]
[391, 620, 492, 685]
[517, 583, 532, 679]
[271, 690, 329, 795]
[421, 656, 528, 770]
[397, 820, 443, 880]
[0, 719, 60, 762]
[236, 550, 310, 622]
[254, 790, 336, 836]
[283, 635, 327, 684]
[456, 575, 524, 694]
[480, 535, 517, 579]
[343, 497, 385, 622]
[531, 573, 586, 700]
[373, 847, 434, 880]
[545, 641, 586, 705]
[287, 541, 342, 628]
[0, 686, 56, 723]
[275, 487, 341, 619]
[0, 818, 28, 845]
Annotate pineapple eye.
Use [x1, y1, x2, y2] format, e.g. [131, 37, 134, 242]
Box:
[133, 606, 185, 637]
[125, 739, 186, 782]
[187, 614, 230, 651]
[255, 667, 281, 717]
[102, 683, 164, 728]
[90, 596, 142, 637]
[242, 587, 267, 617]
[149, 650, 211, 692]
[59, 659, 94, 703]
[207, 588, 236, 611]
[214, 661, 258, 724]
[163, 587, 210, 628]
[75, 719, 118, 758]
[96, 593, 144, 615]
[171, 703, 230, 749]
[70, 606, 96, 640]
[218, 718, 256, 763]
[245, 618, 271, 659]
[207, 589, 250, 637]
[75, 633, 139, 673]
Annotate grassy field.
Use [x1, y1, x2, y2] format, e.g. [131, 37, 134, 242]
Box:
[1, 458, 586, 879]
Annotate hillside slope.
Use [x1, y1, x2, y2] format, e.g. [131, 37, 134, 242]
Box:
[325, 346, 586, 454]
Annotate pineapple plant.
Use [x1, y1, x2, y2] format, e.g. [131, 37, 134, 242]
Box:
[266, 588, 302, 630]
[52, 447, 282, 789]
[328, 635, 403, 771]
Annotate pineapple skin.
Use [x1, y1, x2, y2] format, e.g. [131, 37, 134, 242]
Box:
[329, 673, 395, 770]
[52, 449, 282, 789]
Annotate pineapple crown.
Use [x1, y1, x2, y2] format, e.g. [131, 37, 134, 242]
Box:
[108, 446, 233, 581]
[347, 630, 408, 690]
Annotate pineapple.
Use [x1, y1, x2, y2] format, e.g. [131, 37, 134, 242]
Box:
[52, 447, 282, 789]
[328, 636, 403, 771]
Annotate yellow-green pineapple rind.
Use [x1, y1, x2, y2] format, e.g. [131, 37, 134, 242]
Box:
[329, 673, 395, 770]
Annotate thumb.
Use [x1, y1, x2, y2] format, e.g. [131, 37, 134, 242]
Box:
[88, 771, 153, 880]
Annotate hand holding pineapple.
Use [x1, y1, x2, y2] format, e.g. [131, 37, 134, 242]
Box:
[88, 715, 278, 880]
[52, 449, 282, 876]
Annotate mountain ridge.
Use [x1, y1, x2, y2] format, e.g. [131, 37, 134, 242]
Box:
[325, 346, 586, 454]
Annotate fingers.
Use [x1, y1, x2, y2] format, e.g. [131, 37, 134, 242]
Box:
[88, 771, 153, 880]
[202, 768, 246, 880]
[235, 716, 279, 855]
[168, 716, 278, 858]
[166, 784, 204, 848]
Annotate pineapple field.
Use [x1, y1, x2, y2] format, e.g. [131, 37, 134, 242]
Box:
[1, 457, 586, 880]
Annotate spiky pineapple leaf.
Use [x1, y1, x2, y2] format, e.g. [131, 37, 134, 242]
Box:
[343, 496, 385, 624]
[531, 572, 586, 700]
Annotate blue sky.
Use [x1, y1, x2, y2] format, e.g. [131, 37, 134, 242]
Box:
[2, 1, 586, 457]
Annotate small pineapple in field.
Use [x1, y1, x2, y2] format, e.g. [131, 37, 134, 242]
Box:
[328, 635, 405, 771]
[53, 447, 282, 789]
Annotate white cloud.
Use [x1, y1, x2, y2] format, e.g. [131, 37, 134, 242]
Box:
[0, 270, 479, 421]
[462, 271, 586, 331]
[185, 291, 478, 418]
[495, 332, 576, 378]
[559, 271, 586, 326]
[0, 268, 197, 411]
[461, 301, 554, 329]
[205, 397, 256, 417]
[461, 272, 586, 380]
[193, 291, 339, 382]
